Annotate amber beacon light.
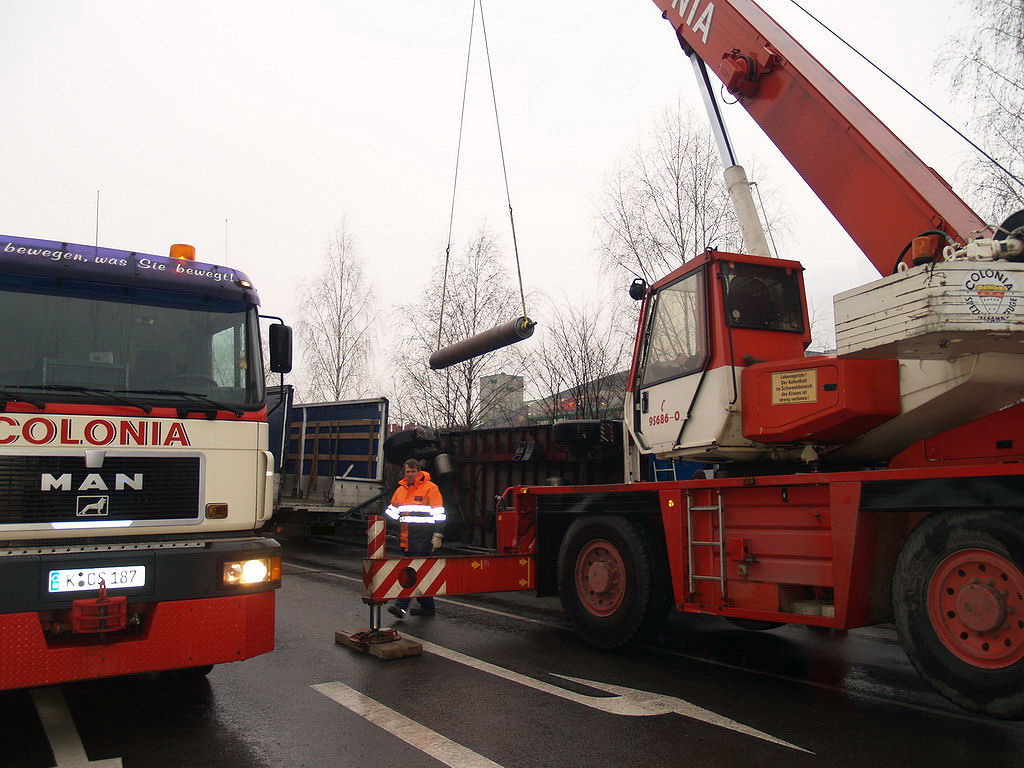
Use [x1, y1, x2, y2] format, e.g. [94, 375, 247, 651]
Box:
[169, 243, 197, 261]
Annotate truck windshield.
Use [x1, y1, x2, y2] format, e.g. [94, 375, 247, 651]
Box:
[0, 280, 264, 410]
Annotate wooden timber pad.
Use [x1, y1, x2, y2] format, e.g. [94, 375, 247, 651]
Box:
[335, 628, 422, 660]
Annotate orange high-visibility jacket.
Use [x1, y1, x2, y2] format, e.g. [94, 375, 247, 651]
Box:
[384, 470, 445, 549]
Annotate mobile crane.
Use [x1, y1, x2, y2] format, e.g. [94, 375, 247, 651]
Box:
[365, 0, 1024, 718]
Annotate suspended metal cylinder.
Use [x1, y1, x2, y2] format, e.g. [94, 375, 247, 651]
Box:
[429, 316, 536, 370]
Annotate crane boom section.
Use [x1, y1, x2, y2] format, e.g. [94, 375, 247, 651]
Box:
[651, 0, 988, 274]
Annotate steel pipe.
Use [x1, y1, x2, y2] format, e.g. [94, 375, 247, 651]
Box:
[429, 316, 536, 370]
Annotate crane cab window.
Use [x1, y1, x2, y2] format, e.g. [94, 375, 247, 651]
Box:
[638, 268, 707, 387]
[722, 262, 804, 332]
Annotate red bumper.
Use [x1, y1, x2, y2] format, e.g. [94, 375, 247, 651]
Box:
[1, 591, 275, 690]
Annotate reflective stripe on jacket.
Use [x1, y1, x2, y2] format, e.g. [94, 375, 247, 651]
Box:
[384, 470, 445, 530]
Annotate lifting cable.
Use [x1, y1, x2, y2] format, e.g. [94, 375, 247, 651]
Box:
[785, 0, 1024, 192]
[431, 0, 535, 371]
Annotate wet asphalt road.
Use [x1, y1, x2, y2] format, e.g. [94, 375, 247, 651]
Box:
[4, 536, 1024, 768]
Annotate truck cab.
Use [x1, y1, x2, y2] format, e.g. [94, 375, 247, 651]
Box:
[0, 235, 289, 689]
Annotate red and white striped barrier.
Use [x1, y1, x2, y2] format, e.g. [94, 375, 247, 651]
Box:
[363, 514, 448, 600]
[361, 515, 536, 604]
[366, 557, 450, 606]
[363, 557, 448, 601]
[367, 515, 386, 560]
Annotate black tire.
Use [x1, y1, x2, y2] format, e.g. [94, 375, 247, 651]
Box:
[383, 428, 440, 465]
[727, 618, 785, 631]
[551, 420, 604, 447]
[892, 510, 1024, 719]
[163, 664, 214, 680]
[994, 209, 1024, 245]
[557, 515, 671, 649]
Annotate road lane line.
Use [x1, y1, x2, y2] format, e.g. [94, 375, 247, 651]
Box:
[284, 561, 567, 628]
[30, 688, 123, 768]
[287, 559, 999, 723]
[400, 633, 811, 753]
[312, 681, 504, 768]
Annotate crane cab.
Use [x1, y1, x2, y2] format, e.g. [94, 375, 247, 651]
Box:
[626, 250, 811, 461]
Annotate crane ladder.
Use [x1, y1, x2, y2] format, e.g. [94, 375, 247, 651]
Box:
[686, 488, 727, 600]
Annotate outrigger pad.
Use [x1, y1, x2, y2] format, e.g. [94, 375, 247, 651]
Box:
[335, 628, 422, 660]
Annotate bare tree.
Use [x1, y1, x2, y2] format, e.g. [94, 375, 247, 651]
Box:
[391, 227, 526, 429]
[938, 0, 1024, 220]
[296, 220, 378, 402]
[595, 103, 745, 284]
[806, 297, 835, 353]
[530, 297, 631, 422]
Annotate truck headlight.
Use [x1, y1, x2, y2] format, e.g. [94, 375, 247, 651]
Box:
[222, 557, 281, 586]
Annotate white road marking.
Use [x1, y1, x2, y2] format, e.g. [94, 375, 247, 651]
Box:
[312, 681, 504, 768]
[284, 561, 566, 628]
[30, 687, 123, 768]
[401, 633, 812, 754]
[287, 558, 995, 724]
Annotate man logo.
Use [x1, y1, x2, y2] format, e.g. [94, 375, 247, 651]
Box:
[41, 473, 143, 491]
[77, 496, 110, 517]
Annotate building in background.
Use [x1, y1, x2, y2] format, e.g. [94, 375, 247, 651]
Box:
[477, 373, 526, 428]
[526, 371, 629, 424]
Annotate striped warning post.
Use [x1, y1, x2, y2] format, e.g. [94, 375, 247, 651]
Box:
[367, 515, 386, 560]
[362, 515, 388, 603]
[363, 557, 448, 601]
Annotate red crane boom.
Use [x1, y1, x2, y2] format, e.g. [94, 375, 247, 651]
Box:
[650, 0, 989, 274]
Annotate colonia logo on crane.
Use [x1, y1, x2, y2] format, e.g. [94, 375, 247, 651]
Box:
[669, 0, 715, 45]
[963, 268, 1018, 320]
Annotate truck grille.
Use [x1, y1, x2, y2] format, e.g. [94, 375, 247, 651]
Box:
[0, 456, 201, 525]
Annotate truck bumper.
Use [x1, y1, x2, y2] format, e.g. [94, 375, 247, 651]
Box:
[0, 590, 275, 690]
[0, 536, 281, 689]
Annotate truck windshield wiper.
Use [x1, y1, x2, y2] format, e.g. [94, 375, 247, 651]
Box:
[0, 387, 46, 410]
[8, 384, 152, 413]
[123, 389, 244, 417]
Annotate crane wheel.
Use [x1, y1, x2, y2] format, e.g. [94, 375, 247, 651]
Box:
[162, 664, 215, 681]
[726, 618, 785, 631]
[892, 510, 1024, 719]
[557, 515, 670, 649]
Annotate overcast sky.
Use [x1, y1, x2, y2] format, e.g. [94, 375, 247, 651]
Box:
[1, 0, 980, 383]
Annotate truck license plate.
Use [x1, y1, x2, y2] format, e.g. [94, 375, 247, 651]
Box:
[47, 565, 146, 593]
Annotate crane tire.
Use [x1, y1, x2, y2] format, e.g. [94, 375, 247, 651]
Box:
[726, 618, 785, 631]
[892, 510, 1024, 719]
[557, 515, 670, 649]
[163, 664, 214, 681]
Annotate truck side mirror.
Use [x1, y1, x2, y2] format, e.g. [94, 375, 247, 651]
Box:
[268, 324, 293, 374]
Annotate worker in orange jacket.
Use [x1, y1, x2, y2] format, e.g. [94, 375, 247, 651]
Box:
[385, 458, 446, 618]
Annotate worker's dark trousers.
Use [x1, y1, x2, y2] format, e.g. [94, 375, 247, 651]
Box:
[395, 527, 436, 611]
